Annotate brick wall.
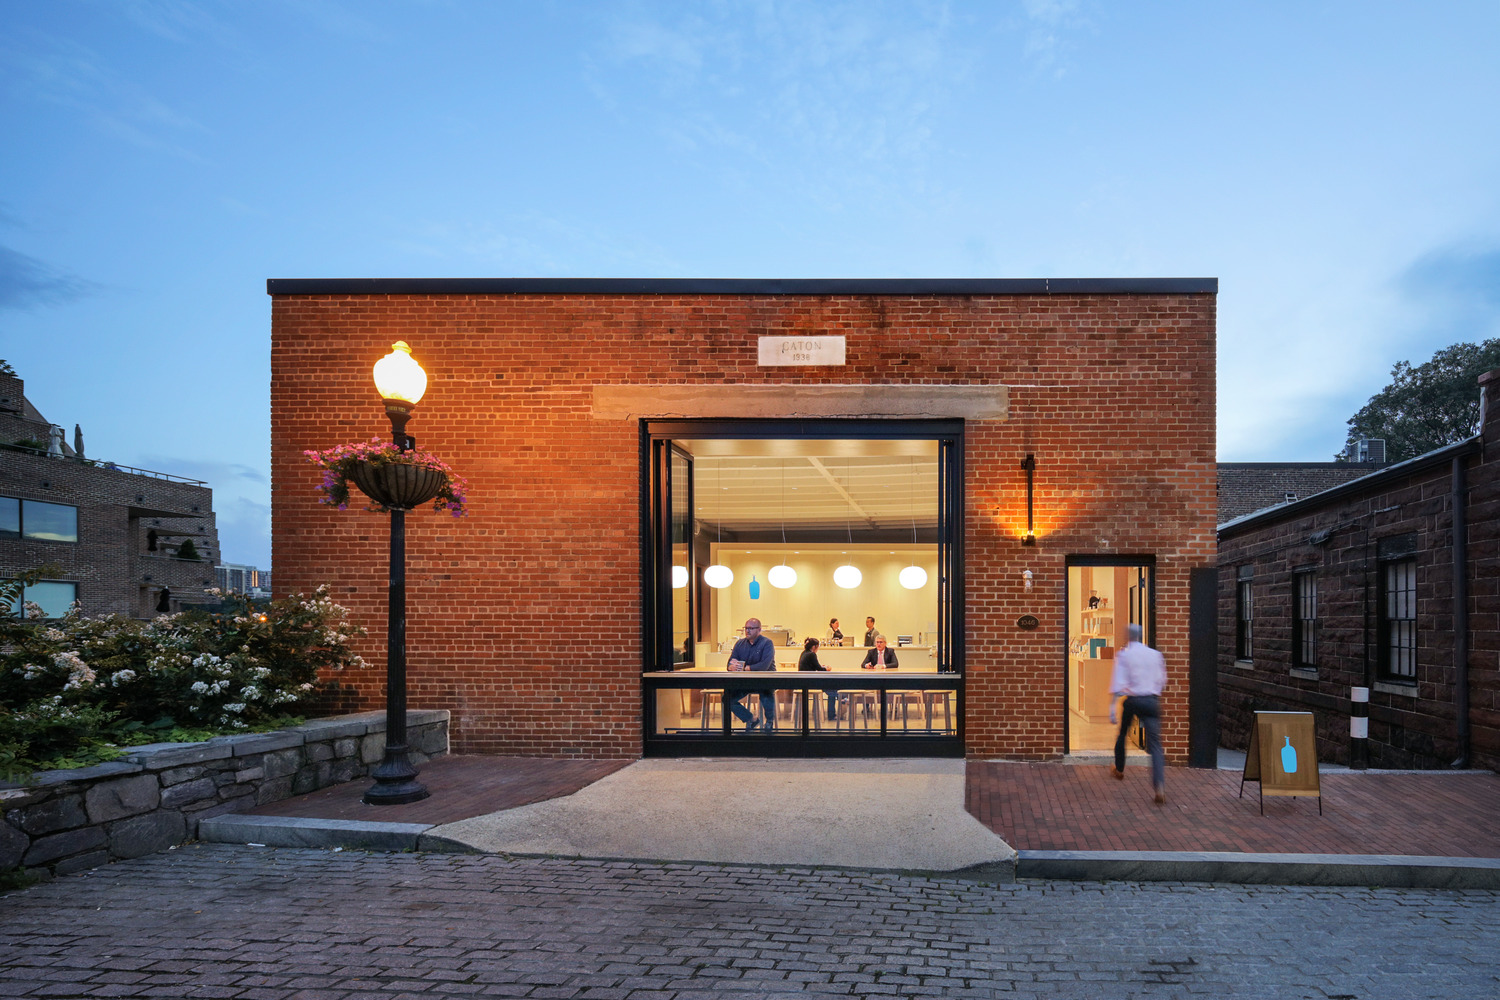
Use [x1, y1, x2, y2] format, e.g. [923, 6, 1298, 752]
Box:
[1217, 368, 1500, 772]
[270, 288, 1217, 761]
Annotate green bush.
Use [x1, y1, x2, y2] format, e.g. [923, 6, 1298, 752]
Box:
[0, 585, 367, 775]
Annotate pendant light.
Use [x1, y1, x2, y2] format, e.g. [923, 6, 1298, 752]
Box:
[768, 460, 798, 589]
[834, 456, 862, 588]
[900, 456, 928, 590]
[672, 565, 689, 589]
[703, 462, 733, 589]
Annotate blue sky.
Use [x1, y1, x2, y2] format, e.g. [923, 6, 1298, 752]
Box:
[3, 0, 1499, 569]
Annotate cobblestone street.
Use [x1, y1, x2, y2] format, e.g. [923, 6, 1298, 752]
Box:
[1, 845, 1496, 999]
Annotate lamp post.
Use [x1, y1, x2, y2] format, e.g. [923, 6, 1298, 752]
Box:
[363, 341, 434, 805]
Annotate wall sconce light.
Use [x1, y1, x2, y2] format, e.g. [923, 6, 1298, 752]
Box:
[1023, 569, 1034, 592]
[1020, 453, 1037, 546]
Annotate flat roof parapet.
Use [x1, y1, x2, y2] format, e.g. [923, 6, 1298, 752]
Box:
[267, 277, 1218, 297]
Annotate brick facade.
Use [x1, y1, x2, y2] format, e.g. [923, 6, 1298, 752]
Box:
[1217, 368, 1500, 772]
[269, 280, 1217, 760]
[1, 371, 219, 617]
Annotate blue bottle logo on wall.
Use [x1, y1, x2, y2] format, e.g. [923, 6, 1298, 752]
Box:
[1280, 736, 1298, 774]
[749, 576, 760, 600]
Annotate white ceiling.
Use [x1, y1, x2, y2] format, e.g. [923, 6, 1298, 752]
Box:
[681, 440, 939, 531]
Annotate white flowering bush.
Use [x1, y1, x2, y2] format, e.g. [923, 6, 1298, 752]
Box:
[0, 585, 365, 773]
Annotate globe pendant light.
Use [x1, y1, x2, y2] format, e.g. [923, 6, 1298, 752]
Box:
[834, 458, 861, 588]
[834, 561, 863, 589]
[672, 565, 689, 589]
[703, 462, 733, 589]
[900, 456, 928, 590]
[768, 460, 798, 589]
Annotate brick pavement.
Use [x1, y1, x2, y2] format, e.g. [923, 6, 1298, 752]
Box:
[966, 762, 1500, 855]
[251, 757, 630, 826]
[2, 844, 1498, 998]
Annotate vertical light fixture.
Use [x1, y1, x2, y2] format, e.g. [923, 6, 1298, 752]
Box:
[833, 456, 862, 589]
[1020, 453, 1037, 546]
[768, 460, 797, 589]
[703, 461, 733, 589]
[899, 456, 928, 590]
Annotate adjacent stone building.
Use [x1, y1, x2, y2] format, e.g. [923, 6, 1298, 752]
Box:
[1, 366, 219, 618]
[1217, 369, 1500, 772]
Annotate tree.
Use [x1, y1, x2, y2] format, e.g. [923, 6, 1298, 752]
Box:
[1340, 338, 1500, 462]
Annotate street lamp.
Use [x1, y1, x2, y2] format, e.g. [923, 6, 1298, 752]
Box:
[363, 341, 434, 805]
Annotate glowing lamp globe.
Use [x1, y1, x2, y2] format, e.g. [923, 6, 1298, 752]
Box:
[833, 564, 862, 589]
[767, 563, 797, 589]
[373, 341, 428, 408]
[703, 564, 734, 589]
[899, 565, 929, 590]
[671, 566, 689, 589]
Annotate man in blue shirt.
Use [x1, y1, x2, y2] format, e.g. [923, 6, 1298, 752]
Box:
[726, 617, 777, 731]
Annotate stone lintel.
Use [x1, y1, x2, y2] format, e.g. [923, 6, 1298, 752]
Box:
[591, 384, 1008, 421]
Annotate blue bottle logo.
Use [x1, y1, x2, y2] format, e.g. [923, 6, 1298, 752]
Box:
[749, 576, 760, 600]
[1280, 736, 1298, 774]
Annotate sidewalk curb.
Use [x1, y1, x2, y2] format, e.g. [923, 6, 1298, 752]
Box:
[202, 814, 1498, 888]
[1019, 850, 1500, 888]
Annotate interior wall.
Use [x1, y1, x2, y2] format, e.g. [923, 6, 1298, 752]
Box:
[705, 545, 939, 649]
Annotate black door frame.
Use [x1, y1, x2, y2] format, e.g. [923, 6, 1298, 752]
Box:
[1062, 554, 1157, 755]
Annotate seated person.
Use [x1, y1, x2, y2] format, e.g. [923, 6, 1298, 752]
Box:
[799, 637, 842, 721]
[860, 635, 899, 669]
[725, 618, 777, 731]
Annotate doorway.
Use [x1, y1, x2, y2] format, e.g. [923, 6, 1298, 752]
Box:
[1065, 558, 1154, 753]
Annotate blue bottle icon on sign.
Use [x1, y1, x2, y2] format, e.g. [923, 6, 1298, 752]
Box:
[1280, 736, 1298, 774]
[749, 576, 760, 600]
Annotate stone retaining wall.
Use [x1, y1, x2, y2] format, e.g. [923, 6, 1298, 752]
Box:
[1, 710, 448, 878]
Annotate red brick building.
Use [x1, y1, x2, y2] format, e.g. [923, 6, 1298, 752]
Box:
[269, 278, 1218, 761]
[1218, 368, 1500, 772]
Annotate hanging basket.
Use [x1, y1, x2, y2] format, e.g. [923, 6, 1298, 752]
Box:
[349, 461, 448, 511]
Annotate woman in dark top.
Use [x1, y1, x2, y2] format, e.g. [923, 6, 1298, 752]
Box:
[799, 638, 842, 721]
[828, 618, 843, 643]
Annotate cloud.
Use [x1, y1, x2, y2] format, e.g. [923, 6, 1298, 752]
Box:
[0, 246, 96, 310]
[1377, 242, 1500, 358]
[5, 33, 210, 162]
[213, 495, 272, 569]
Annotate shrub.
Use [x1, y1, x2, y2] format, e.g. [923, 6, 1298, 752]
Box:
[0, 586, 366, 774]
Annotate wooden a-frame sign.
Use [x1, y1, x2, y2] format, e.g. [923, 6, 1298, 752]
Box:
[1240, 710, 1322, 815]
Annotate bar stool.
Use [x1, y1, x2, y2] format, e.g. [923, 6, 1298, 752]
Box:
[921, 690, 954, 734]
[699, 690, 723, 730]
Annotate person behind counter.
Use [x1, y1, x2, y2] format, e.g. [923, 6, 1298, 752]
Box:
[828, 618, 843, 644]
[863, 617, 878, 646]
[799, 637, 843, 721]
[860, 635, 899, 669]
[725, 617, 777, 731]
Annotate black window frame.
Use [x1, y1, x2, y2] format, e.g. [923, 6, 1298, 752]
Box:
[1291, 569, 1317, 671]
[1235, 564, 1254, 661]
[1378, 556, 1417, 683]
[0, 495, 80, 543]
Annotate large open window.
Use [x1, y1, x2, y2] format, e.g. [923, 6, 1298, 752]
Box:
[642, 419, 963, 757]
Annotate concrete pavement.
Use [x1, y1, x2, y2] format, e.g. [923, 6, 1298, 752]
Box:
[198, 753, 1500, 887]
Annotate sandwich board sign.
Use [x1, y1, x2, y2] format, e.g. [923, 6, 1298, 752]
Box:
[1239, 710, 1322, 815]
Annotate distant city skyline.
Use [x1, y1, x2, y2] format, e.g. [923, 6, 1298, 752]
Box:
[4, 1, 1498, 567]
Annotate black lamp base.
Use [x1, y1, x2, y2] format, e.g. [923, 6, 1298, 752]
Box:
[362, 746, 431, 805]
